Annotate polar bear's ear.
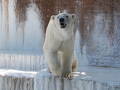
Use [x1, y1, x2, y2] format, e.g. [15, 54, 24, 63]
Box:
[51, 15, 55, 20]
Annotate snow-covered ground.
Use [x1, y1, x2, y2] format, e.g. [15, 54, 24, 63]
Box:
[0, 67, 120, 90]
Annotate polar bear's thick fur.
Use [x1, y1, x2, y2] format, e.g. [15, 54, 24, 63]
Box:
[43, 12, 77, 79]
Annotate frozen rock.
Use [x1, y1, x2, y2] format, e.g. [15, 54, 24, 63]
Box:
[35, 69, 120, 90]
[0, 69, 37, 90]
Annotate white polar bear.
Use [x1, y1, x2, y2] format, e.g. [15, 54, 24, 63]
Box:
[43, 12, 77, 79]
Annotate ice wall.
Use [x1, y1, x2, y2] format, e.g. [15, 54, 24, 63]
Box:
[0, 0, 44, 53]
[0, 0, 45, 71]
[75, 0, 120, 67]
[85, 13, 120, 67]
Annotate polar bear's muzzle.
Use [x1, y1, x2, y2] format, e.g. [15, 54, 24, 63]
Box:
[59, 17, 67, 28]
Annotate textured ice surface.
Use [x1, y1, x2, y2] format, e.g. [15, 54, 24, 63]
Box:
[0, 69, 35, 90]
[0, 53, 46, 71]
[84, 14, 120, 67]
[0, 0, 44, 51]
[35, 68, 120, 90]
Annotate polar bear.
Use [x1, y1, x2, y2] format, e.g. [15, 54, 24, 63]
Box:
[43, 12, 77, 79]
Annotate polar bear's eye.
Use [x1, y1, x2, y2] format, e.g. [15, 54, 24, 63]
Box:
[72, 14, 76, 18]
[66, 16, 68, 18]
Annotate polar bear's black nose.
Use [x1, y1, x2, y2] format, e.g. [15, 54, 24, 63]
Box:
[59, 17, 64, 23]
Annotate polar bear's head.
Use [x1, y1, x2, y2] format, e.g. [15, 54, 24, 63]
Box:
[51, 12, 76, 30]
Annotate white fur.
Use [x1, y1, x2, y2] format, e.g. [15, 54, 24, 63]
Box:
[43, 12, 77, 77]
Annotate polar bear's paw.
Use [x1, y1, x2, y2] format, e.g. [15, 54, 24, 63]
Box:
[62, 72, 73, 80]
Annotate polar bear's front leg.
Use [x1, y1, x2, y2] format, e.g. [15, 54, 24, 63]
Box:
[61, 51, 73, 79]
[45, 51, 62, 76]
